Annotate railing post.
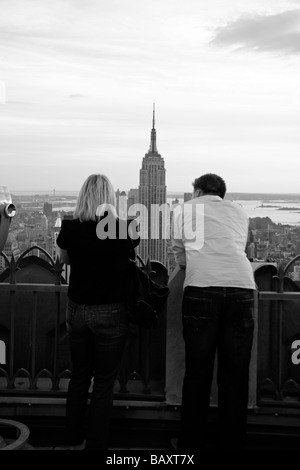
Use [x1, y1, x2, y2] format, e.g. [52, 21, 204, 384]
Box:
[273, 261, 285, 399]
[8, 289, 15, 389]
[141, 330, 151, 394]
[52, 291, 60, 391]
[30, 292, 38, 389]
[8, 255, 16, 389]
[52, 258, 63, 391]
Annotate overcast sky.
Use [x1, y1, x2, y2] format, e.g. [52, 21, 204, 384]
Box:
[1, 0, 300, 193]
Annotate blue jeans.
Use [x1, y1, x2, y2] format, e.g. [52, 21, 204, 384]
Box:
[65, 299, 128, 450]
[179, 286, 254, 450]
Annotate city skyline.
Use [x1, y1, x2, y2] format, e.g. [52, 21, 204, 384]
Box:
[1, 0, 300, 193]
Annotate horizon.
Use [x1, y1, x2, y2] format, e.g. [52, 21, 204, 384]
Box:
[9, 189, 300, 197]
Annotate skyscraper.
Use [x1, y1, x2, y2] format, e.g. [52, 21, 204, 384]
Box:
[52, 212, 62, 259]
[43, 202, 52, 219]
[138, 105, 167, 265]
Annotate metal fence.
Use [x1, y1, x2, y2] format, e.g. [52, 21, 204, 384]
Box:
[257, 257, 300, 406]
[0, 246, 167, 401]
[1, 247, 300, 410]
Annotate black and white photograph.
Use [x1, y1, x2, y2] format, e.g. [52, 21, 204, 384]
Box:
[1, 0, 300, 459]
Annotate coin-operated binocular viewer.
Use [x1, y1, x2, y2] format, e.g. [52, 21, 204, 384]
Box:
[0, 185, 17, 253]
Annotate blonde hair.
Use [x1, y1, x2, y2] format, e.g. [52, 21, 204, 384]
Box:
[74, 174, 116, 222]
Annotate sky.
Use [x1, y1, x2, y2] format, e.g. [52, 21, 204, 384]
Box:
[1, 0, 300, 193]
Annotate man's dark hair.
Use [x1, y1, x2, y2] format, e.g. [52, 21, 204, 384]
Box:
[193, 173, 226, 199]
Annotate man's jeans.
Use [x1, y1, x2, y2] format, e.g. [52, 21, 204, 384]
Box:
[65, 299, 128, 450]
[179, 286, 254, 450]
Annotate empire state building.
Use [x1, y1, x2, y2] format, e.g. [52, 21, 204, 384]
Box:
[138, 105, 167, 265]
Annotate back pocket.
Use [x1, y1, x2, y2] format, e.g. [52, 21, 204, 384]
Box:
[93, 307, 128, 337]
[182, 296, 212, 327]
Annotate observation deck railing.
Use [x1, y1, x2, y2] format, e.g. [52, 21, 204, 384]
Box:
[0, 246, 167, 410]
[1, 247, 300, 424]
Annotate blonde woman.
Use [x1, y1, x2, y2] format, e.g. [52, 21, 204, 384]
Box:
[57, 174, 139, 451]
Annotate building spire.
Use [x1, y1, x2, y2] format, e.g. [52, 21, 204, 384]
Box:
[149, 102, 158, 153]
[152, 101, 155, 129]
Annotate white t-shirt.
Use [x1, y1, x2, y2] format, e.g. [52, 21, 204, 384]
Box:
[172, 195, 256, 290]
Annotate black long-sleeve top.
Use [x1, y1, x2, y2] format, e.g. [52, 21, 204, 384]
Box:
[56, 217, 139, 305]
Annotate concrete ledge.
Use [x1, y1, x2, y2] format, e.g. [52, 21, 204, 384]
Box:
[0, 419, 30, 450]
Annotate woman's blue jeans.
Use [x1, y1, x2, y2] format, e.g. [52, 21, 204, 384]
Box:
[65, 299, 128, 450]
[179, 286, 254, 450]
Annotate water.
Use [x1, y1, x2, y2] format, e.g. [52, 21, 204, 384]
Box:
[235, 200, 300, 226]
[167, 198, 300, 226]
[11, 190, 79, 196]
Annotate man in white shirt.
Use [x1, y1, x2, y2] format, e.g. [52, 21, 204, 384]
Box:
[172, 173, 255, 450]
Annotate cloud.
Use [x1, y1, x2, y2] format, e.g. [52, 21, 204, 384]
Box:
[210, 9, 300, 55]
[7, 100, 31, 105]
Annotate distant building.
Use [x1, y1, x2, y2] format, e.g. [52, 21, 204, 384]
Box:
[1, 232, 20, 262]
[45, 235, 53, 255]
[0, 256, 6, 273]
[184, 192, 192, 202]
[41, 214, 48, 231]
[291, 265, 300, 282]
[247, 242, 256, 260]
[127, 189, 139, 211]
[256, 242, 268, 260]
[250, 217, 273, 230]
[52, 213, 62, 259]
[62, 213, 74, 221]
[116, 190, 127, 219]
[43, 202, 52, 218]
[25, 225, 48, 240]
[169, 199, 180, 241]
[138, 105, 167, 265]
[29, 237, 48, 258]
[166, 241, 176, 275]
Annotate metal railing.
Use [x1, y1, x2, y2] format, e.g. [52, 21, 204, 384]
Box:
[0, 247, 69, 394]
[257, 257, 300, 406]
[2, 247, 300, 411]
[0, 246, 167, 401]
